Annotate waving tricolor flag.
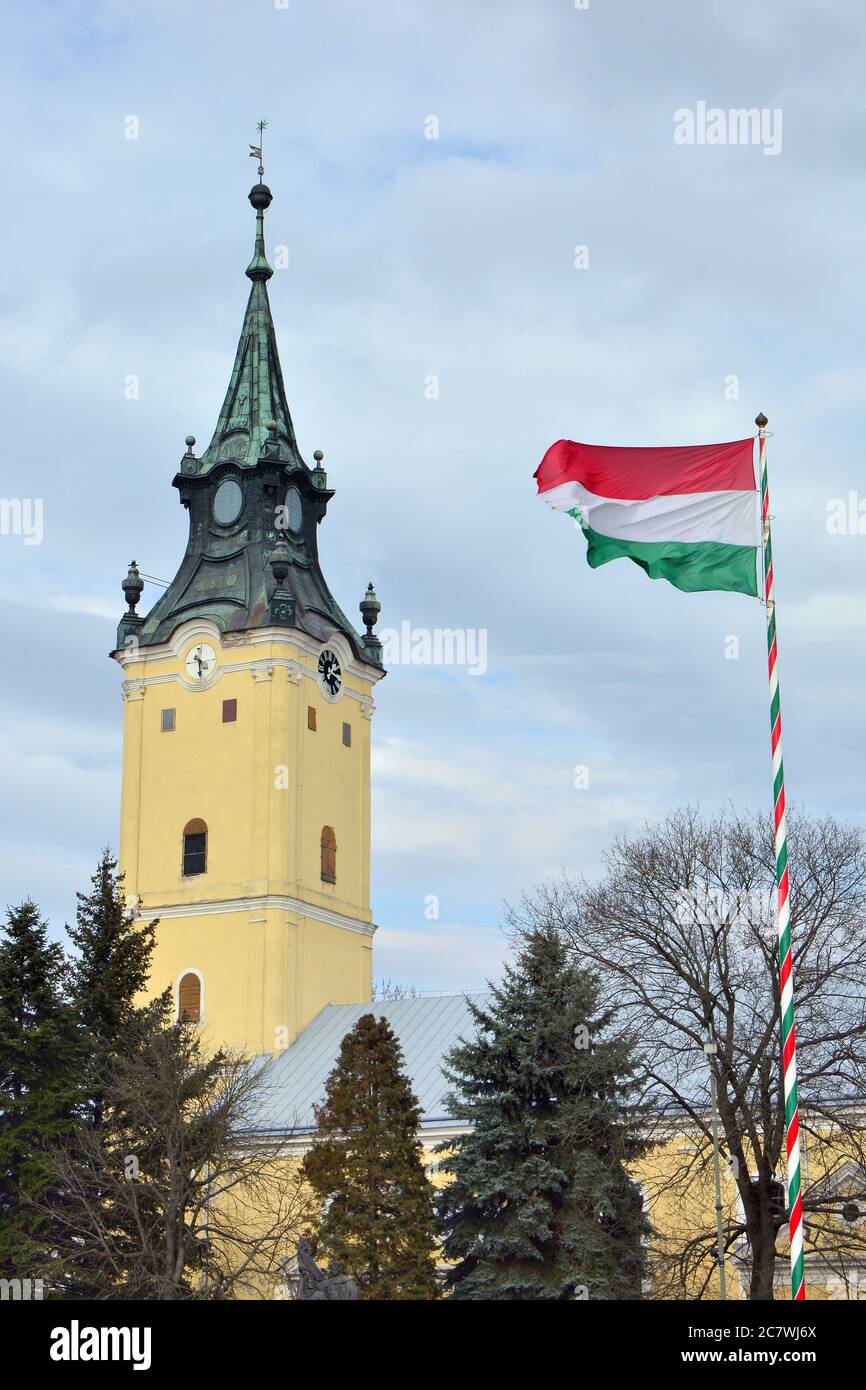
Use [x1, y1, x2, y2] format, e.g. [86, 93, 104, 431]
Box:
[534, 436, 759, 596]
[534, 420, 806, 1301]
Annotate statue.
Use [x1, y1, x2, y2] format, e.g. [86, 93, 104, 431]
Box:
[294, 1239, 360, 1301]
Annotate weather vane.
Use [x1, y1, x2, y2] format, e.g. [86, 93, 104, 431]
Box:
[249, 118, 268, 182]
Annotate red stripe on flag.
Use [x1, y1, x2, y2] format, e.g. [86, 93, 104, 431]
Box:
[534, 438, 756, 500]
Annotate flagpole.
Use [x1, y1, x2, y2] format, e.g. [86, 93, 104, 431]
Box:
[757, 411, 805, 1301]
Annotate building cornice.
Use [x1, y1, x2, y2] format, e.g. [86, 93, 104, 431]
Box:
[115, 620, 380, 713]
[134, 892, 377, 939]
[114, 619, 384, 690]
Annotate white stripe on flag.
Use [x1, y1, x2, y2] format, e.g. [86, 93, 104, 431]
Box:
[540, 480, 759, 547]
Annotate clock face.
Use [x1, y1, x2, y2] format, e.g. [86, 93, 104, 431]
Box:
[185, 642, 217, 682]
[317, 648, 342, 700]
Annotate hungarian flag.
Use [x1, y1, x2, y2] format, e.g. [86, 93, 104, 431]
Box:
[534, 438, 760, 596]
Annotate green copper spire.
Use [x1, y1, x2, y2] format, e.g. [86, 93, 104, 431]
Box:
[197, 166, 299, 474]
[117, 147, 383, 672]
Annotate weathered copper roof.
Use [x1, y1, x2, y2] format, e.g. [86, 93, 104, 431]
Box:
[117, 181, 382, 668]
[198, 182, 300, 476]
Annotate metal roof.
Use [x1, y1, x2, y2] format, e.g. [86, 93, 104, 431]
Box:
[246, 993, 488, 1136]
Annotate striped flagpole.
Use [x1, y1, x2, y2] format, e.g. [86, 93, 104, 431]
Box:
[757, 411, 805, 1301]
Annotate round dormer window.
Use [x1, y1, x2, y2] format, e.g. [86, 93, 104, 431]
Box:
[213, 478, 243, 524]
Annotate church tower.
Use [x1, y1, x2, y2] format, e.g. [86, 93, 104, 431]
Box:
[112, 169, 385, 1058]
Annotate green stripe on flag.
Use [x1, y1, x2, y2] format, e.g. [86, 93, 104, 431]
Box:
[574, 522, 759, 597]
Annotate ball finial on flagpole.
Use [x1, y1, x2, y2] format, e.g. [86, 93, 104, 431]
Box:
[756, 412, 768, 430]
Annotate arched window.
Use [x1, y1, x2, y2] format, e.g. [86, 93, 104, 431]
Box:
[183, 819, 207, 876]
[320, 826, 336, 884]
[178, 971, 202, 1024]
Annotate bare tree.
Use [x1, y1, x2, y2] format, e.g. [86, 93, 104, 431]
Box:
[508, 806, 866, 1300]
[372, 979, 418, 1001]
[33, 1020, 311, 1300]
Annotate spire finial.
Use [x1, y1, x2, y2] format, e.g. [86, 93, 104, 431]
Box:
[246, 120, 273, 282]
[249, 118, 268, 183]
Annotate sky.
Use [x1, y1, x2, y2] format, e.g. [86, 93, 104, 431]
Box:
[0, 0, 864, 993]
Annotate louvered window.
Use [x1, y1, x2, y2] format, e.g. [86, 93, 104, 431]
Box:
[178, 972, 201, 1023]
[320, 826, 336, 884]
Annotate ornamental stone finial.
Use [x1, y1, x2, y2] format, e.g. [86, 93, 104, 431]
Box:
[267, 538, 295, 627]
[311, 449, 327, 489]
[360, 581, 382, 663]
[122, 560, 144, 614]
[360, 581, 381, 636]
[269, 538, 291, 589]
[116, 560, 145, 651]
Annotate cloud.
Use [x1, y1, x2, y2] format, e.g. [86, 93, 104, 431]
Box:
[0, 0, 864, 986]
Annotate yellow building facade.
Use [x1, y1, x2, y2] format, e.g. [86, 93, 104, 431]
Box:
[113, 172, 385, 1058]
[116, 623, 381, 1057]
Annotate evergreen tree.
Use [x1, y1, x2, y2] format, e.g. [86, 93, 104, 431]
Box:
[0, 901, 80, 1276]
[303, 1013, 440, 1300]
[66, 850, 163, 1128]
[436, 927, 647, 1300]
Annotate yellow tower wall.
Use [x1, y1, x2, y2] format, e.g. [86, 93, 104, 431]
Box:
[115, 619, 382, 1057]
